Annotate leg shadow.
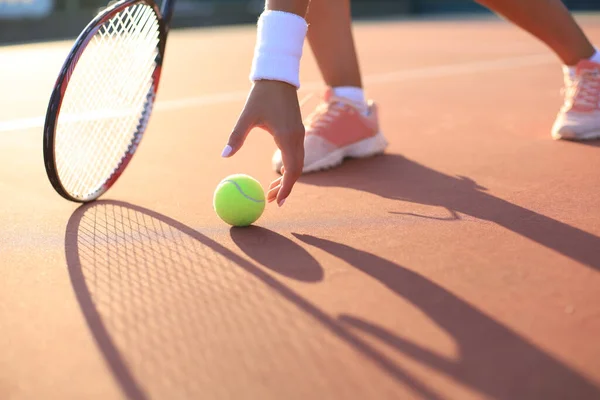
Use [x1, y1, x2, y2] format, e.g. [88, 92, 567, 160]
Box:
[300, 154, 600, 271]
[295, 233, 600, 400]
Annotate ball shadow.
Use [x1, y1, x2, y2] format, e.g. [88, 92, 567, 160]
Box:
[229, 226, 324, 282]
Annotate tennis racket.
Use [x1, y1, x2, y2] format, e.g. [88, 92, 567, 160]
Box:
[43, 0, 176, 202]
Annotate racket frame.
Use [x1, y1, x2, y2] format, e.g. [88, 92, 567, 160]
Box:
[43, 0, 175, 202]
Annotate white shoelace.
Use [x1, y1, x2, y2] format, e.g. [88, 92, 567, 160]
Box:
[568, 67, 600, 110]
[301, 94, 359, 132]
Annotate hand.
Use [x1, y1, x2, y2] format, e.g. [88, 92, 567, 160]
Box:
[222, 80, 305, 207]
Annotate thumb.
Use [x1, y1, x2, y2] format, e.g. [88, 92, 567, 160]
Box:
[222, 113, 253, 158]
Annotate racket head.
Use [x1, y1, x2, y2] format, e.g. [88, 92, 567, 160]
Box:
[43, 0, 166, 203]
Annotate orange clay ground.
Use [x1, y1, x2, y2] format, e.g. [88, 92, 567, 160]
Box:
[1, 15, 599, 400]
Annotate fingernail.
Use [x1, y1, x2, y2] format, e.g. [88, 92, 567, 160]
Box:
[278, 198, 286, 207]
[221, 145, 232, 157]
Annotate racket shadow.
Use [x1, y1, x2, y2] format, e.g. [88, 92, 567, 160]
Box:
[64, 201, 445, 400]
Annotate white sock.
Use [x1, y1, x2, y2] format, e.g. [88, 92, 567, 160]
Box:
[589, 48, 600, 64]
[332, 86, 368, 114]
[565, 47, 600, 78]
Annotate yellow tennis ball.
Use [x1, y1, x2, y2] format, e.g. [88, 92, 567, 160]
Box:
[213, 174, 266, 227]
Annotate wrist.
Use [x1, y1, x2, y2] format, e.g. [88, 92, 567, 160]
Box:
[249, 10, 308, 89]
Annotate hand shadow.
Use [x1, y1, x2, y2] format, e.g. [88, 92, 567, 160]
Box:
[300, 154, 600, 272]
[65, 200, 454, 400]
[295, 233, 600, 400]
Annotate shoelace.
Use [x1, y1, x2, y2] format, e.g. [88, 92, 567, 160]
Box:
[299, 93, 357, 132]
[568, 67, 600, 110]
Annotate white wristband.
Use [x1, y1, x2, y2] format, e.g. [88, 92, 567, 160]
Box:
[249, 10, 308, 89]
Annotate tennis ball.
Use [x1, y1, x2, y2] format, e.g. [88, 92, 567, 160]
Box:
[213, 174, 266, 227]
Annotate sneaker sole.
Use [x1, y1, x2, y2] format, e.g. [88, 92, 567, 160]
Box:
[302, 132, 389, 174]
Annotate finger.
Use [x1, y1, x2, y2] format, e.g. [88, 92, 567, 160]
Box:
[222, 112, 253, 158]
[269, 176, 283, 190]
[272, 124, 304, 206]
[268, 186, 281, 201]
[267, 183, 282, 202]
[277, 147, 303, 206]
[277, 168, 301, 207]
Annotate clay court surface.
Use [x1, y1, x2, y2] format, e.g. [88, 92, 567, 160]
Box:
[1, 14, 600, 400]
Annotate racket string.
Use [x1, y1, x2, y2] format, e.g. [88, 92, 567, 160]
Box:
[77, 5, 156, 191]
[55, 3, 161, 199]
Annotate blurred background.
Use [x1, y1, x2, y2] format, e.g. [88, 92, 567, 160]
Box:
[1, 0, 599, 45]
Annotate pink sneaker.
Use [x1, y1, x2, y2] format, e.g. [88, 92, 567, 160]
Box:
[552, 60, 600, 140]
[272, 89, 388, 174]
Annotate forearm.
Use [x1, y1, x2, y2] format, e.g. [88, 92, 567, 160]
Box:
[266, 0, 311, 17]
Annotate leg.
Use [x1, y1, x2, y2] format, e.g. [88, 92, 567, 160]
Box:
[478, 0, 600, 140]
[475, 0, 595, 65]
[305, 0, 362, 88]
